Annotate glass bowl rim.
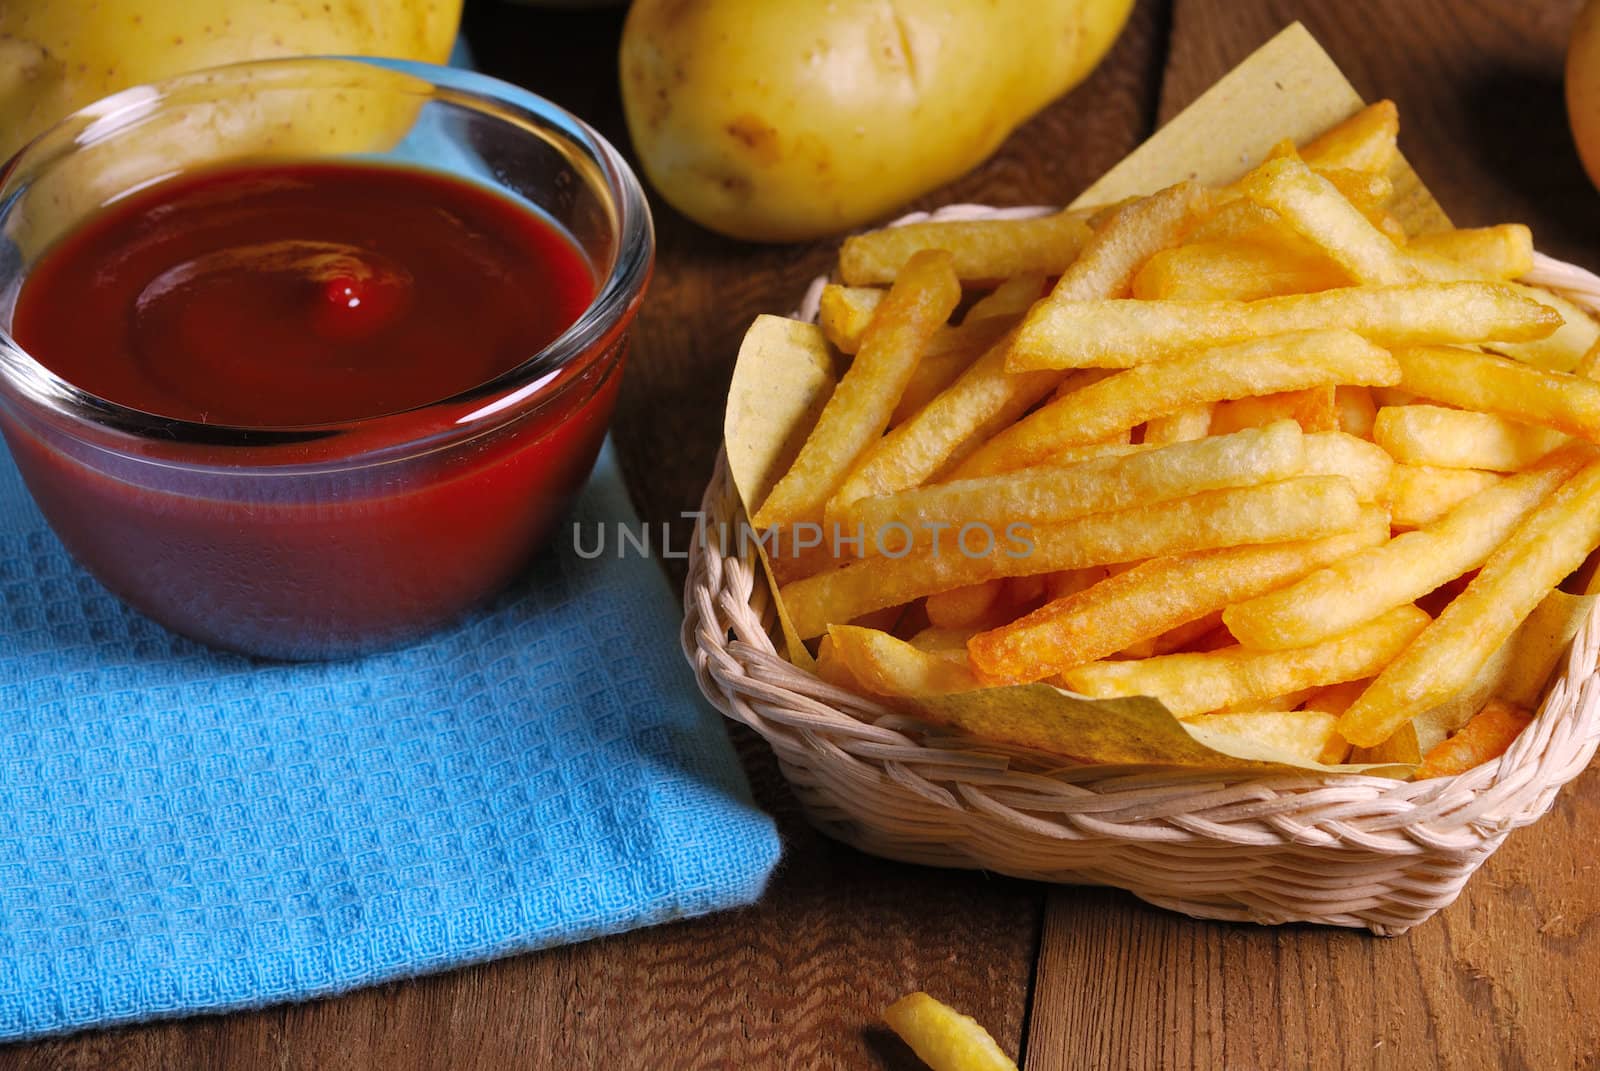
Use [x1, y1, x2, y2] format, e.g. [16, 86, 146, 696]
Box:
[0, 54, 654, 461]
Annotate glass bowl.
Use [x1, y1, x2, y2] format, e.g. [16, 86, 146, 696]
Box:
[0, 57, 654, 659]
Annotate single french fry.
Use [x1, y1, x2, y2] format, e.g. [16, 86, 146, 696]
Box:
[1384, 465, 1503, 528]
[1184, 710, 1342, 766]
[1340, 455, 1600, 747]
[1413, 699, 1535, 778]
[1210, 387, 1339, 434]
[1238, 156, 1416, 285]
[839, 422, 1304, 532]
[826, 185, 1210, 510]
[966, 507, 1390, 683]
[1410, 225, 1534, 280]
[1008, 283, 1559, 372]
[784, 477, 1363, 639]
[1047, 182, 1213, 300]
[1062, 605, 1430, 719]
[1335, 385, 1378, 438]
[817, 285, 885, 355]
[1142, 404, 1214, 444]
[828, 626, 984, 697]
[925, 580, 1006, 630]
[883, 992, 1019, 1071]
[1408, 265, 1600, 373]
[1301, 431, 1394, 501]
[1224, 445, 1593, 650]
[1393, 344, 1600, 442]
[755, 251, 962, 528]
[960, 330, 1395, 477]
[1301, 100, 1399, 173]
[840, 209, 1093, 286]
[1132, 239, 1350, 301]
[1373, 404, 1571, 471]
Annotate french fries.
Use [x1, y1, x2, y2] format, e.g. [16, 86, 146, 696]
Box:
[1341, 455, 1600, 747]
[837, 422, 1305, 532]
[783, 478, 1362, 639]
[1061, 605, 1430, 718]
[839, 209, 1092, 286]
[1008, 283, 1560, 372]
[1224, 445, 1592, 650]
[1372, 404, 1569, 471]
[966, 510, 1390, 684]
[883, 993, 1019, 1071]
[958, 330, 1395, 476]
[755, 251, 961, 528]
[730, 96, 1600, 775]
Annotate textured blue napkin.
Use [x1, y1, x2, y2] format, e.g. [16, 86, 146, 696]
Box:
[0, 432, 780, 1041]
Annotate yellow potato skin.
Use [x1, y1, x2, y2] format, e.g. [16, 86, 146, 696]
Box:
[0, 0, 462, 164]
[620, 0, 1135, 242]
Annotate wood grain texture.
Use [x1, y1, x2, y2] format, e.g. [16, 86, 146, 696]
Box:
[1025, 3, 1600, 1070]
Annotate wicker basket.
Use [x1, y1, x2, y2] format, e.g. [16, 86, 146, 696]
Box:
[680, 205, 1600, 935]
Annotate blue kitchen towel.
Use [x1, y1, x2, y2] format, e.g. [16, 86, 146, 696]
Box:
[0, 435, 781, 1041]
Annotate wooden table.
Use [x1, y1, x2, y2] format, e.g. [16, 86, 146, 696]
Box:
[13, 1, 1600, 1067]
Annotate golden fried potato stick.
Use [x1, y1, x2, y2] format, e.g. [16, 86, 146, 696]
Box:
[1132, 238, 1350, 301]
[824, 184, 1209, 511]
[1393, 344, 1600, 442]
[755, 251, 961, 528]
[838, 422, 1304, 533]
[1224, 444, 1593, 650]
[1413, 699, 1535, 779]
[1335, 386, 1378, 438]
[1210, 387, 1339, 434]
[1340, 455, 1600, 747]
[1301, 100, 1399, 173]
[924, 580, 1006, 631]
[1062, 605, 1430, 719]
[1008, 283, 1558, 372]
[1409, 225, 1534, 280]
[965, 507, 1390, 684]
[1238, 156, 1415, 284]
[1373, 404, 1570, 471]
[839, 209, 1093, 287]
[1383, 465, 1503, 529]
[1301, 431, 1394, 501]
[1184, 710, 1343, 766]
[783, 477, 1363, 639]
[960, 330, 1396, 477]
[828, 627, 985, 698]
[883, 992, 1019, 1071]
[1142, 404, 1214, 444]
[891, 274, 1046, 425]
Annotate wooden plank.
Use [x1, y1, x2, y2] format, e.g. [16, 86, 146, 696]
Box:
[1025, 2, 1600, 1068]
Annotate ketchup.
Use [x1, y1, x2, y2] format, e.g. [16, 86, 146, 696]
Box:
[14, 163, 596, 427]
[2, 162, 634, 658]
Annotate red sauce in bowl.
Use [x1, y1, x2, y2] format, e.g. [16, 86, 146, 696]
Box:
[15, 163, 596, 426]
[1, 162, 635, 658]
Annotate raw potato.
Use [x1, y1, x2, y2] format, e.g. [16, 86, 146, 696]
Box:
[0, 0, 461, 164]
[619, 0, 1134, 241]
